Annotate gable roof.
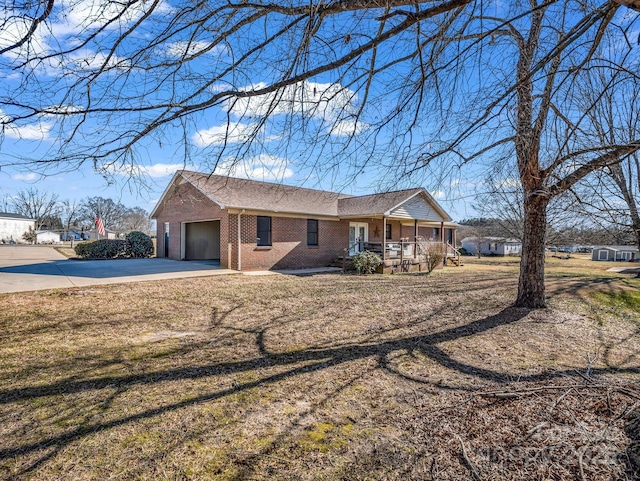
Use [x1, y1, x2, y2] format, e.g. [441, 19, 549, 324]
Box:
[593, 245, 639, 252]
[178, 170, 345, 217]
[337, 189, 421, 216]
[0, 212, 34, 221]
[151, 170, 452, 222]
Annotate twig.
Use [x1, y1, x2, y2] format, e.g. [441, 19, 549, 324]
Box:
[574, 369, 593, 383]
[455, 434, 482, 481]
[480, 384, 586, 398]
[577, 446, 587, 481]
[480, 383, 635, 399]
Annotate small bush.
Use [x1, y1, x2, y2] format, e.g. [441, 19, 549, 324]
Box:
[424, 243, 445, 274]
[74, 242, 91, 258]
[75, 239, 127, 259]
[22, 227, 37, 244]
[352, 251, 382, 275]
[125, 231, 154, 258]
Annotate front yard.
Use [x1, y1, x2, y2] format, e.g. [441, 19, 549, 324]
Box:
[0, 257, 639, 480]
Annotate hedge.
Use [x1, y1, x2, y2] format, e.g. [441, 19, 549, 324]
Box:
[125, 231, 154, 258]
[75, 231, 154, 259]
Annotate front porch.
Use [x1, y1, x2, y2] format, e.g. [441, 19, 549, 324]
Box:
[342, 215, 461, 273]
[338, 190, 460, 273]
[346, 239, 461, 273]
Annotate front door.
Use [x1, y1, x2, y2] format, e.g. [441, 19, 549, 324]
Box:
[349, 222, 368, 255]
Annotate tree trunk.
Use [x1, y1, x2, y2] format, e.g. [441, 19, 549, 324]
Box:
[516, 194, 549, 308]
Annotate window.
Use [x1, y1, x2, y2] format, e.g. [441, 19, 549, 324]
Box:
[307, 219, 318, 246]
[257, 216, 272, 246]
[385, 224, 392, 240]
[163, 223, 170, 257]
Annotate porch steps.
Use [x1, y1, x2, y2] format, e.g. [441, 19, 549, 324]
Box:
[330, 256, 354, 270]
[446, 256, 461, 266]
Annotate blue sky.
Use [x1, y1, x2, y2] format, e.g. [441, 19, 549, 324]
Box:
[0, 0, 485, 220]
[1, 1, 637, 222]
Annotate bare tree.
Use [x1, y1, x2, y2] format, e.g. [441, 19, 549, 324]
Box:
[60, 199, 80, 237]
[78, 197, 127, 232]
[121, 206, 151, 233]
[424, 2, 640, 307]
[0, 194, 12, 213]
[571, 68, 640, 253]
[1, 1, 640, 307]
[11, 188, 60, 230]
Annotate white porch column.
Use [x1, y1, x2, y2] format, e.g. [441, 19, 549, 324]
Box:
[382, 216, 387, 261]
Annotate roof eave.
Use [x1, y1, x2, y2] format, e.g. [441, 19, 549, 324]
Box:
[228, 206, 338, 218]
[150, 171, 226, 218]
[384, 189, 453, 222]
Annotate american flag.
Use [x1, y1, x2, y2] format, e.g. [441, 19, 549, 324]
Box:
[95, 215, 106, 236]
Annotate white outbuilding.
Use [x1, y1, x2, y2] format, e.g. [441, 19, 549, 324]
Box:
[461, 236, 522, 256]
[36, 230, 61, 244]
[0, 212, 35, 244]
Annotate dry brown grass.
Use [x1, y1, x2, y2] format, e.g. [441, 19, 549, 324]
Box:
[0, 258, 639, 480]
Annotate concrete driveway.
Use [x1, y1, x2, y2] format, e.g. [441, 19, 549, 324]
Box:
[0, 245, 237, 294]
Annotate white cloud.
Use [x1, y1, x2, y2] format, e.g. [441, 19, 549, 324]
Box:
[192, 121, 262, 148]
[138, 163, 192, 178]
[42, 104, 82, 115]
[214, 155, 293, 181]
[1, 1, 170, 71]
[12, 173, 38, 181]
[164, 41, 226, 58]
[50, 0, 173, 37]
[430, 190, 445, 200]
[0, 16, 49, 59]
[224, 80, 369, 137]
[101, 162, 193, 178]
[0, 108, 53, 140]
[329, 119, 367, 137]
[66, 49, 131, 71]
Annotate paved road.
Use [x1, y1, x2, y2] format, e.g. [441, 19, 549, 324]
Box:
[0, 245, 237, 294]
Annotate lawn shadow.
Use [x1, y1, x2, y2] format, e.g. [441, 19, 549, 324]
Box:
[2, 305, 639, 473]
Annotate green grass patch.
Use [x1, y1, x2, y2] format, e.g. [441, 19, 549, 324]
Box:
[590, 289, 640, 315]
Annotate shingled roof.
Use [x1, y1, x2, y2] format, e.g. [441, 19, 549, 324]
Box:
[152, 171, 451, 221]
[337, 189, 423, 216]
[179, 171, 347, 217]
[0, 212, 34, 220]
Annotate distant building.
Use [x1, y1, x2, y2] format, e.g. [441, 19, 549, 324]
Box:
[89, 228, 117, 240]
[36, 230, 61, 244]
[0, 212, 35, 244]
[591, 245, 639, 262]
[461, 236, 522, 256]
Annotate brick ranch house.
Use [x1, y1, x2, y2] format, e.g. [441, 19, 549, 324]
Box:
[151, 170, 459, 272]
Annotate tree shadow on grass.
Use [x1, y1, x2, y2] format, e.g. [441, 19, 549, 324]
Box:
[1, 306, 639, 474]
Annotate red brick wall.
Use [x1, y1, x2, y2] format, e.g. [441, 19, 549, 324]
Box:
[237, 215, 348, 270]
[154, 182, 230, 268]
[155, 181, 457, 271]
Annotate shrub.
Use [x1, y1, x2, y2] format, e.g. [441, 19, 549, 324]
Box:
[352, 250, 382, 275]
[74, 241, 91, 258]
[22, 227, 37, 244]
[75, 239, 127, 259]
[424, 243, 445, 274]
[125, 231, 154, 258]
[74, 232, 154, 259]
